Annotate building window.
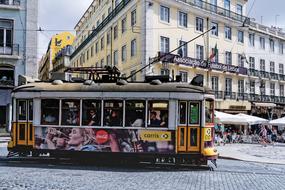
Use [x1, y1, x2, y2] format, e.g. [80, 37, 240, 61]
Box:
[125, 100, 145, 127]
[113, 50, 118, 65]
[130, 70, 136, 81]
[131, 9, 136, 26]
[270, 61, 275, 73]
[178, 41, 187, 57]
[0, 19, 13, 55]
[160, 36, 169, 53]
[260, 59, 265, 71]
[260, 37, 265, 49]
[103, 100, 123, 126]
[270, 83, 275, 96]
[211, 22, 218, 36]
[249, 57, 255, 69]
[249, 33, 255, 47]
[250, 81, 255, 94]
[196, 45, 204, 60]
[279, 63, 284, 74]
[91, 46, 94, 57]
[238, 80, 244, 94]
[210, 47, 218, 63]
[61, 100, 80, 126]
[238, 54, 244, 67]
[147, 101, 169, 128]
[160, 5, 170, 23]
[238, 30, 244, 43]
[107, 54, 111, 65]
[122, 17, 127, 33]
[237, 4, 243, 15]
[270, 39, 274, 52]
[178, 11, 187, 27]
[95, 41, 99, 53]
[225, 51, 232, 65]
[225, 26, 231, 40]
[114, 25, 118, 40]
[211, 76, 219, 91]
[196, 17, 204, 32]
[121, 45, 126, 62]
[225, 78, 232, 94]
[280, 85, 284, 97]
[100, 58, 104, 67]
[41, 99, 59, 125]
[279, 42, 284, 54]
[100, 36, 104, 50]
[179, 71, 188, 82]
[107, 31, 111, 45]
[131, 39, 137, 57]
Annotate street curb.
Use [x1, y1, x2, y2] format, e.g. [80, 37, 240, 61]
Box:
[218, 156, 285, 165]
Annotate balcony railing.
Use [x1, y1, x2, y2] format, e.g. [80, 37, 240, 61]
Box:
[180, 0, 250, 24]
[0, 44, 19, 56]
[270, 72, 279, 80]
[237, 93, 248, 100]
[260, 71, 270, 78]
[248, 69, 259, 77]
[224, 91, 236, 100]
[71, 0, 131, 59]
[0, 0, 20, 6]
[214, 91, 223, 99]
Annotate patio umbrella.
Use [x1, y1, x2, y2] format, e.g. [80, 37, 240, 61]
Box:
[236, 113, 268, 125]
[215, 111, 248, 125]
[269, 117, 285, 129]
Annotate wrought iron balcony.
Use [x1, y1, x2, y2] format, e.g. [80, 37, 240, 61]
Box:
[248, 69, 259, 77]
[270, 72, 279, 80]
[0, 0, 20, 6]
[214, 91, 223, 99]
[237, 93, 248, 100]
[224, 91, 236, 100]
[0, 44, 19, 56]
[179, 0, 250, 24]
[249, 94, 260, 101]
[279, 74, 285, 81]
[260, 71, 270, 79]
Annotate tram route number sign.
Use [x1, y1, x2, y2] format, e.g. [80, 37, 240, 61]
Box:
[204, 128, 212, 141]
[139, 131, 172, 141]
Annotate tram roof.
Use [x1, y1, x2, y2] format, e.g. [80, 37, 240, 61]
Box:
[13, 81, 213, 94]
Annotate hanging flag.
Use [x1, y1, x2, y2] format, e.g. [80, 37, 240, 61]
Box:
[209, 43, 218, 62]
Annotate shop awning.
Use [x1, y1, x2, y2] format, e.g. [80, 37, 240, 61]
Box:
[253, 102, 276, 107]
[269, 117, 285, 126]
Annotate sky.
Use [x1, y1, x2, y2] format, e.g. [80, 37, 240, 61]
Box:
[38, 0, 285, 60]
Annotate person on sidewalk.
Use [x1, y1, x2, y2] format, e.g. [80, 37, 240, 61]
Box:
[259, 126, 267, 147]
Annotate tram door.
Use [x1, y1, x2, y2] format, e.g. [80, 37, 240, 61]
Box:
[16, 99, 34, 146]
[177, 101, 200, 152]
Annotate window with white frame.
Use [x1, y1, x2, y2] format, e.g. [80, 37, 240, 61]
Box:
[236, 4, 243, 15]
[270, 61, 275, 73]
[249, 33, 255, 46]
[179, 40, 187, 57]
[238, 80, 244, 94]
[260, 37, 265, 49]
[160, 5, 170, 23]
[121, 45, 126, 62]
[113, 50, 118, 65]
[238, 54, 244, 67]
[249, 57, 255, 69]
[179, 71, 188, 82]
[131, 9, 136, 26]
[122, 17, 127, 33]
[100, 58, 104, 67]
[131, 39, 137, 56]
[225, 26, 231, 40]
[107, 54, 111, 65]
[250, 81, 255, 94]
[211, 22, 218, 36]
[280, 84, 284, 96]
[238, 30, 244, 43]
[0, 19, 13, 54]
[260, 59, 265, 71]
[279, 42, 284, 54]
[100, 36, 104, 50]
[179, 11, 187, 27]
[270, 83, 275, 96]
[160, 36, 169, 53]
[114, 25, 118, 39]
[279, 63, 284, 74]
[107, 31, 111, 45]
[196, 17, 204, 32]
[211, 76, 219, 91]
[225, 78, 232, 94]
[270, 39, 275, 52]
[196, 45, 204, 60]
[225, 51, 232, 65]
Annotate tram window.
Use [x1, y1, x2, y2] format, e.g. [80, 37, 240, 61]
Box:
[28, 100, 33, 121]
[125, 100, 145, 127]
[179, 102, 187, 124]
[82, 100, 101, 126]
[104, 100, 123, 126]
[41, 99, 59, 125]
[18, 100, 27, 121]
[189, 102, 200, 125]
[205, 99, 214, 123]
[190, 128, 198, 146]
[148, 101, 168, 128]
[61, 100, 80, 126]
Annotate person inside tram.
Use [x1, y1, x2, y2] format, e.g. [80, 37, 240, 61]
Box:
[131, 111, 144, 127]
[88, 109, 99, 126]
[150, 111, 161, 127]
[160, 113, 168, 127]
[109, 110, 121, 126]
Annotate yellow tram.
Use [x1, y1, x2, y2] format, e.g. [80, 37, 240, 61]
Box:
[8, 73, 217, 166]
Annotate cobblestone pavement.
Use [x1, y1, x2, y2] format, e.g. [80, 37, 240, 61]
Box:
[0, 159, 285, 190]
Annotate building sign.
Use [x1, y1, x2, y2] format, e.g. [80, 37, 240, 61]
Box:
[229, 105, 247, 110]
[155, 53, 248, 75]
[139, 131, 171, 141]
[203, 128, 212, 141]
